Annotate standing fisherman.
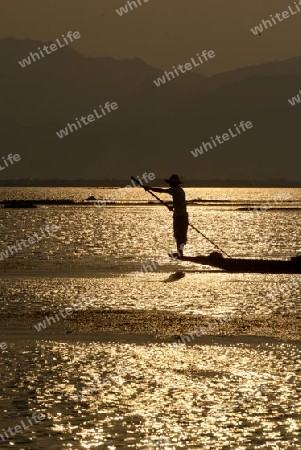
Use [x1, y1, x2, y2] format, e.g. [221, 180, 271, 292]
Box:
[145, 174, 188, 257]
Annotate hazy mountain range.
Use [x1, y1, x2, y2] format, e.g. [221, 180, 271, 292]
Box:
[1, 38, 301, 181]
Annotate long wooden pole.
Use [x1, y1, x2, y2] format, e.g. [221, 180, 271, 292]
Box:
[131, 176, 231, 258]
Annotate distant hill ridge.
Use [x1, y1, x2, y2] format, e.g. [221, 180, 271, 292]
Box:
[1, 38, 301, 180]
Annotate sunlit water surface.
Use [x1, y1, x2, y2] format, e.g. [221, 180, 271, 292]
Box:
[1, 338, 300, 449]
[1, 188, 301, 449]
[1, 188, 301, 315]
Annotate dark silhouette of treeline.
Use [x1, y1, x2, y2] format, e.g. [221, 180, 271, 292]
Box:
[1, 179, 300, 187]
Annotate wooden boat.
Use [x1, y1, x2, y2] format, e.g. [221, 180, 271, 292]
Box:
[177, 252, 301, 274]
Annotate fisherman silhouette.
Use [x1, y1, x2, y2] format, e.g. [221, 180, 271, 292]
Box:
[145, 174, 188, 257]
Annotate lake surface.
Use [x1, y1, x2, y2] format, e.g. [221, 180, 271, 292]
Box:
[0, 187, 300, 449]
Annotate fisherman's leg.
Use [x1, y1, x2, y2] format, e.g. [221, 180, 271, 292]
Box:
[178, 215, 189, 256]
[173, 216, 181, 256]
[177, 243, 184, 257]
[174, 215, 188, 257]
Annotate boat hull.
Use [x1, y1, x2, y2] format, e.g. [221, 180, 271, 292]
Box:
[178, 255, 301, 274]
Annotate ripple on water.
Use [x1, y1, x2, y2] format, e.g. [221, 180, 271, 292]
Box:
[1, 273, 301, 316]
[0, 339, 300, 449]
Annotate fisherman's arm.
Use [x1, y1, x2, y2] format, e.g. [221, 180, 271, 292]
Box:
[145, 187, 171, 194]
[144, 186, 174, 211]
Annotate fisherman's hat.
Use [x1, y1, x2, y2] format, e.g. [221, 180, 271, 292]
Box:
[164, 174, 182, 184]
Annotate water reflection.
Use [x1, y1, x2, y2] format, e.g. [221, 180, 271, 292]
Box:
[0, 339, 300, 448]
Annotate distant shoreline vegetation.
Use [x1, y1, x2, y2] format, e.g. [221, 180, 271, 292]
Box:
[0, 180, 301, 188]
